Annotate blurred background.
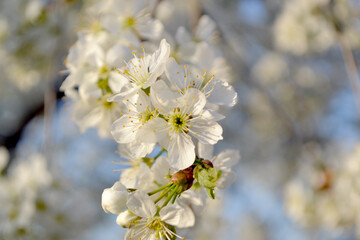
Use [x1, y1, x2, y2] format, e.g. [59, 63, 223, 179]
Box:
[1, 0, 360, 239]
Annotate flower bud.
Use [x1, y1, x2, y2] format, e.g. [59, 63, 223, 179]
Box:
[201, 159, 214, 168]
[101, 181, 128, 214]
[116, 210, 137, 228]
[171, 171, 187, 185]
[171, 166, 194, 190]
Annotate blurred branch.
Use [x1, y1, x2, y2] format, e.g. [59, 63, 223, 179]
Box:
[339, 36, 360, 116]
[187, 0, 202, 31]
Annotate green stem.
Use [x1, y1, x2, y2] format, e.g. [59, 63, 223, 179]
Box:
[194, 158, 203, 165]
[154, 185, 175, 204]
[148, 183, 172, 196]
[171, 191, 178, 204]
[161, 185, 179, 208]
[154, 148, 166, 160]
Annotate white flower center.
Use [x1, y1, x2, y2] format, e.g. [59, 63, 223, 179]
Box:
[123, 54, 150, 87]
[140, 109, 156, 124]
[168, 108, 190, 134]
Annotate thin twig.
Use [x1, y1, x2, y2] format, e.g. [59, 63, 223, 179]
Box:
[339, 35, 360, 115]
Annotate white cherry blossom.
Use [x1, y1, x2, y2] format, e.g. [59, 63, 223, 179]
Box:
[96, 0, 163, 41]
[114, 39, 170, 92]
[150, 86, 223, 170]
[165, 58, 237, 107]
[125, 190, 193, 240]
[111, 89, 158, 148]
[117, 143, 155, 188]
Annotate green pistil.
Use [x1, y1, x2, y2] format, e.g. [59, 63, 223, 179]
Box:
[103, 99, 114, 109]
[142, 87, 151, 95]
[97, 77, 112, 94]
[147, 218, 161, 230]
[142, 157, 154, 167]
[100, 65, 108, 75]
[123, 17, 136, 29]
[16, 228, 27, 236]
[141, 109, 155, 124]
[35, 199, 47, 211]
[8, 209, 18, 220]
[169, 111, 189, 133]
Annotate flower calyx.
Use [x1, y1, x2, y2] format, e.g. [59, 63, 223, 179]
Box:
[194, 158, 221, 199]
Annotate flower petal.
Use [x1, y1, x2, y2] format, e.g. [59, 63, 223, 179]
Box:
[116, 210, 137, 227]
[150, 80, 180, 113]
[197, 15, 217, 42]
[213, 149, 240, 169]
[126, 190, 156, 218]
[197, 142, 214, 160]
[160, 204, 195, 228]
[106, 44, 131, 67]
[180, 88, 206, 116]
[165, 57, 186, 89]
[207, 79, 237, 107]
[190, 118, 223, 145]
[144, 38, 170, 88]
[167, 133, 195, 170]
[111, 116, 139, 143]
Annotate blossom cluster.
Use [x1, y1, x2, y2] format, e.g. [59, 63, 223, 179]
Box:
[285, 144, 360, 237]
[0, 0, 78, 136]
[274, 0, 360, 55]
[60, 0, 239, 239]
[0, 147, 96, 240]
